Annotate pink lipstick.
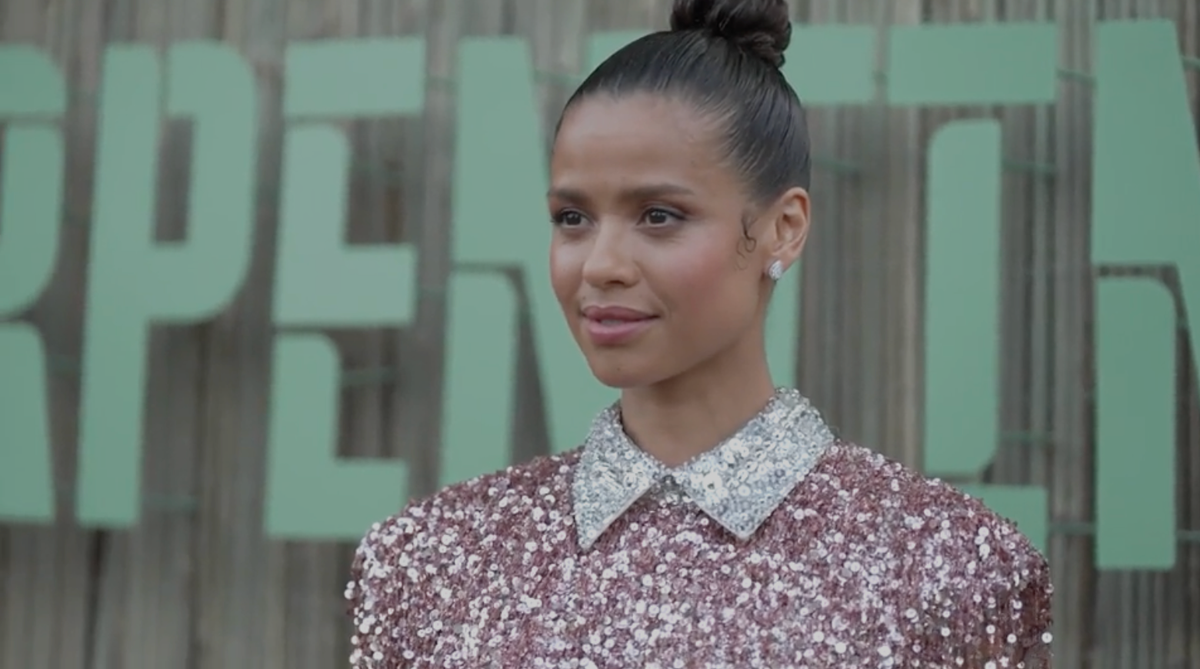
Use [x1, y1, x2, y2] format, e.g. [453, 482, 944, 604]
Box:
[581, 305, 658, 346]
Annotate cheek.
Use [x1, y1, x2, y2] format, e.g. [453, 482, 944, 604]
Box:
[548, 240, 580, 304]
[657, 234, 751, 316]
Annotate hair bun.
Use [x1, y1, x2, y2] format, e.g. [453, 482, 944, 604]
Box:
[669, 0, 792, 68]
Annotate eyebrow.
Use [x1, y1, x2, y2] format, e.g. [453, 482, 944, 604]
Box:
[547, 183, 696, 202]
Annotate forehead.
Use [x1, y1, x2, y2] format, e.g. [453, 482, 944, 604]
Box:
[550, 94, 731, 186]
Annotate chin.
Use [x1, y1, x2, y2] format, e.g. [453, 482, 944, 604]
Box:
[582, 352, 666, 390]
[585, 362, 643, 389]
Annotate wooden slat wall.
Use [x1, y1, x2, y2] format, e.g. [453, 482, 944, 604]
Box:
[1, 0, 1198, 667]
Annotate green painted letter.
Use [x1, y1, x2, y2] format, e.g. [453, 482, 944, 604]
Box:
[0, 46, 63, 522]
[266, 38, 424, 539]
[1091, 20, 1196, 569]
[78, 43, 257, 527]
[887, 23, 1058, 552]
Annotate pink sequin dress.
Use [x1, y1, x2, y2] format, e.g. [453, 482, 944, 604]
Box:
[347, 389, 1053, 668]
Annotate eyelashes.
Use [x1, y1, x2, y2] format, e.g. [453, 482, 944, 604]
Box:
[550, 209, 586, 227]
[550, 207, 685, 229]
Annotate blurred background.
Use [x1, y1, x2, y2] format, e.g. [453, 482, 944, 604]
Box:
[1, 0, 1199, 667]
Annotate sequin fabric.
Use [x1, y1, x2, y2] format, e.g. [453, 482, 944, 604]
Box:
[572, 389, 834, 549]
[348, 389, 1054, 668]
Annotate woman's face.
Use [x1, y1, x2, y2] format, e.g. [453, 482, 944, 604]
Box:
[548, 94, 802, 389]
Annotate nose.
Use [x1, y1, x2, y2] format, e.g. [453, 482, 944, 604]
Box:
[581, 222, 638, 288]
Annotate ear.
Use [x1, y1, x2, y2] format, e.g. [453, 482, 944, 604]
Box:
[768, 186, 811, 269]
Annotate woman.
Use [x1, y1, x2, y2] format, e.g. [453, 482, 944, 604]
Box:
[347, 0, 1054, 666]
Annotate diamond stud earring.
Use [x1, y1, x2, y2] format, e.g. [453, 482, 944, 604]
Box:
[767, 259, 785, 281]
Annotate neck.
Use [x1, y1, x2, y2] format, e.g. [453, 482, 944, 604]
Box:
[617, 338, 777, 467]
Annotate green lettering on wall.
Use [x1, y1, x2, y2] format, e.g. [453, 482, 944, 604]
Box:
[0, 22, 1190, 562]
[77, 43, 257, 527]
[0, 51, 63, 314]
[1091, 20, 1196, 569]
[1095, 281, 1175, 569]
[887, 23, 1058, 553]
[439, 273, 518, 488]
[267, 336, 412, 538]
[783, 25, 877, 104]
[886, 23, 1058, 105]
[265, 38, 424, 539]
[921, 120, 1049, 553]
[0, 46, 63, 522]
[921, 119, 1005, 475]
[440, 37, 530, 487]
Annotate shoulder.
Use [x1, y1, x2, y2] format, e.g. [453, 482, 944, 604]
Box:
[815, 441, 1050, 584]
[813, 441, 1053, 662]
[351, 448, 581, 576]
[813, 441, 1044, 554]
[346, 449, 582, 666]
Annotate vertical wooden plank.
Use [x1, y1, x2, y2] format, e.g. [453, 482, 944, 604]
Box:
[863, 0, 891, 460]
[39, 5, 97, 669]
[809, 0, 847, 428]
[996, 0, 1034, 488]
[464, 0, 504, 34]
[883, 0, 926, 469]
[796, 0, 827, 410]
[191, 0, 287, 667]
[403, 0, 464, 502]
[1024, 0, 1062, 655]
[88, 0, 143, 659]
[0, 0, 29, 660]
[387, 0, 432, 508]
[1172, 4, 1200, 668]
[1050, 0, 1098, 665]
[0, 2, 17, 664]
[513, 0, 588, 469]
[528, 0, 585, 142]
[1025, 0, 1055, 593]
[847, 0, 882, 452]
[1160, 3, 1197, 668]
[61, 0, 107, 659]
[1127, 9, 1157, 668]
[52, 1, 102, 669]
[0, 3, 92, 669]
[283, 0, 360, 667]
[833, 0, 865, 445]
[829, 0, 860, 438]
[873, 0, 929, 467]
[120, 2, 216, 668]
[1090, 4, 1128, 667]
[1161, 3, 1183, 668]
[0, 1, 94, 667]
[253, 0, 291, 660]
[1179, 0, 1200, 647]
[795, 0, 833, 425]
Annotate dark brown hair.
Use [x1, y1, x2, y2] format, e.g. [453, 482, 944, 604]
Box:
[560, 0, 811, 203]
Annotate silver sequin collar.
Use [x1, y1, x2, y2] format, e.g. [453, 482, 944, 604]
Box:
[571, 388, 835, 550]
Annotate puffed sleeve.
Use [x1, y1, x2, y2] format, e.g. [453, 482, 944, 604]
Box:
[348, 512, 431, 669]
[914, 516, 1055, 668]
[347, 527, 387, 668]
[959, 565, 1054, 668]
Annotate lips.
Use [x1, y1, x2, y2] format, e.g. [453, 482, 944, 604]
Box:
[580, 305, 658, 346]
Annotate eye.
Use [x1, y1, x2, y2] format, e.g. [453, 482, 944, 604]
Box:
[643, 207, 681, 226]
[551, 209, 586, 227]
